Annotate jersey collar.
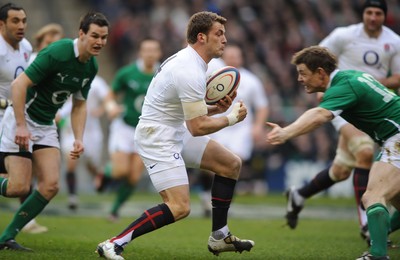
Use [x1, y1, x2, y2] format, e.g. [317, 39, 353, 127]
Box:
[73, 38, 79, 58]
[327, 69, 340, 89]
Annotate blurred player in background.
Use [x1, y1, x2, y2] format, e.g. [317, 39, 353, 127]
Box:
[198, 44, 269, 216]
[0, 12, 109, 251]
[267, 45, 400, 260]
[58, 75, 109, 210]
[98, 38, 162, 221]
[285, 0, 400, 246]
[0, 2, 49, 235]
[29, 23, 64, 63]
[96, 11, 253, 259]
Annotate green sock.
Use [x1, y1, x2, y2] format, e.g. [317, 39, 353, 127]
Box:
[367, 203, 390, 257]
[0, 190, 48, 242]
[111, 181, 135, 216]
[104, 162, 112, 178]
[0, 177, 8, 196]
[390, 209, 400, 234]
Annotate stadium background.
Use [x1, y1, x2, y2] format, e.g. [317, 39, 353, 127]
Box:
[13, 0, 400, 196]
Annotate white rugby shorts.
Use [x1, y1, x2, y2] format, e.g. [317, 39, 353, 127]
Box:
[108, 118, 138, 154]
[134, 121, 209, 192]
[0, 107, 59, 153]
[378, 133, 400, 169]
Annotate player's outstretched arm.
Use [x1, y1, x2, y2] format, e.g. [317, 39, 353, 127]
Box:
[266, 107, 333, 145]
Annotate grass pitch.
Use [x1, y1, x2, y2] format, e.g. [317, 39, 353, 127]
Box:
[0, 193, 399, 259]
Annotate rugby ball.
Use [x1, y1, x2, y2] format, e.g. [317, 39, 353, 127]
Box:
[205, 66, 240, 105]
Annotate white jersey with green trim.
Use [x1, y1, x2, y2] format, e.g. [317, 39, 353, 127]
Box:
[320, 23, 400, 79]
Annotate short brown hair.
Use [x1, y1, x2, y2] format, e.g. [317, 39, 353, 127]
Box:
[79, 11, 109, 34]
[291, 46, 338, 74]
[186, 11, 227, 44]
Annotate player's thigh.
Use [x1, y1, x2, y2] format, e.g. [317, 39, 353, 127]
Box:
[340, 123, 368, 141]
[111, 151, 131, 178]
[33, 147, 61, 189]
[128, 153, 144, 184]
[365, 162, 400, 203]
[200, 139, 241, 179]
[5, 155, 32, 190]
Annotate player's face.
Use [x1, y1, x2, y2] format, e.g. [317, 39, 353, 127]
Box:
[205, 22, 227, 59]
[80, 24, 108, 57]
[296, 64, 327, 93]
[363, 7, 385, 35]
[0, 9, 27, 46]
[139, 40, 162, 68]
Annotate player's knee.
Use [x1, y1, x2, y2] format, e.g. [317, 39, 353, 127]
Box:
[39, 181, 59, 199]
[354, 148, 374, 166]
[7, 183, 31, 197]
[225, 155, 242, 178]
[170, 200, 191, 220]
[331, 163, 351, 181]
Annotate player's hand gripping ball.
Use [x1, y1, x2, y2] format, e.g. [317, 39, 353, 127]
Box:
[205, 66, 240, 105]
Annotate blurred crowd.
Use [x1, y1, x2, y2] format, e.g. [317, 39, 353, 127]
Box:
[88, 0, 400, 192]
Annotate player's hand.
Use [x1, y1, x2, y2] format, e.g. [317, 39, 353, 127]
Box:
[214, 94, 233, 113]
[237, 101, 247, 123]
[70, 139, 84, 160]
[265, 122, 288, 145]
[15, 125, 32, 151]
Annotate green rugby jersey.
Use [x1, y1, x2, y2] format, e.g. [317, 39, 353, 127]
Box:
[25, 39, 97, 125]
[112, 62, 154, 127]
[319, 70, 400, 145]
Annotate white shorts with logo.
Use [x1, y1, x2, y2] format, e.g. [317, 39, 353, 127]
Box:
[378, 133, 400, 169]
[0, 107, 59, 153]
[108, 118, 137, 154]
[134, 121, 209, 192]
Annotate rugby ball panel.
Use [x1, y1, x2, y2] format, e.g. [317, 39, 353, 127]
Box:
[205, 66, 240, 105]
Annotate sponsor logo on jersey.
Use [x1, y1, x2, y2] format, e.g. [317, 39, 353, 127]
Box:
[57, 73, 68, 83]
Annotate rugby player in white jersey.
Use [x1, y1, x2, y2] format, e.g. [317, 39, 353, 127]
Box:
[285, 0, 400, 246]
[96, 11, 254, 260]
[59, 75, 109, 210]
[0, 2, 50, 235]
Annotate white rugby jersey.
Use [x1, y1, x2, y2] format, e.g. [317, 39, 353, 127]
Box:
[320, 23, 400, 79]
[140, 45, 207, 127]
[0, 34, 32, 100]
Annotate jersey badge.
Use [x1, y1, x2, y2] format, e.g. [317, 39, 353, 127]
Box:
[384, 43, 390, 52]
[57, 73, 68, 83]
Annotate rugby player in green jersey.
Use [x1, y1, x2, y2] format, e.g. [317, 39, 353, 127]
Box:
[0, 11, 109, 251]
[101, 38, 162, 222]
[267, 45, 400, 259]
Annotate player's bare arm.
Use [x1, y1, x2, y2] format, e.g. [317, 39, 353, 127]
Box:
[11, 72, 34, 150]
[266, 107, 333, 145]
[185, 100, 247, 136]
[378, 73, 400, 91]
[70, 98, 87, 159]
